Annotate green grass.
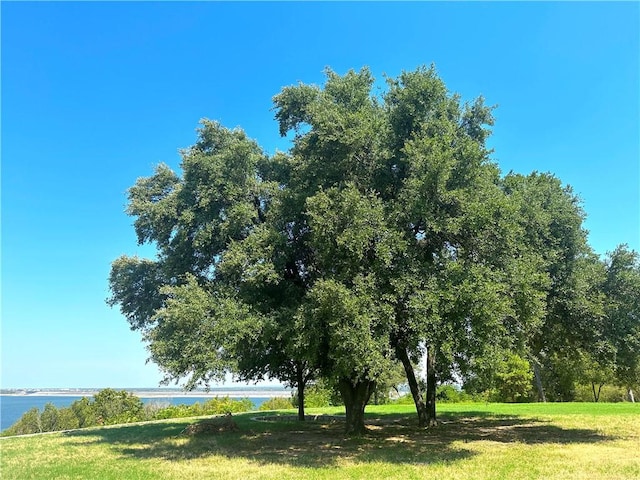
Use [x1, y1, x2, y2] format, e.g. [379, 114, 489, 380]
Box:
[1, 403, 639, 479]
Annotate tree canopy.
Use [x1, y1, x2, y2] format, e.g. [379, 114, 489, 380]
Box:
[109, 65, 639, 434]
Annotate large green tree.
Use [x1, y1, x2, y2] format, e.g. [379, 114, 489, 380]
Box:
[108, 122, 308, 394]
[500, 172, 607, 402]
[602, 245, 640, 398]
[271, 66, 546, 428]
[381, 68, 545, 425]
[296, 185, 399, 433]
[269, 69, 400, 433]
[110, 65, 607, 434]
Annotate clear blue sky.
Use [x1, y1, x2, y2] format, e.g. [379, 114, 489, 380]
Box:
[2, 2, 638, 389]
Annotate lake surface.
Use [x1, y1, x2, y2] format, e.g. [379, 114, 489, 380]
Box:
[0, 395, 276, 432]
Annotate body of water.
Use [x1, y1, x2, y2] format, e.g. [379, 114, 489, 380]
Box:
[0, 394, 277, 432]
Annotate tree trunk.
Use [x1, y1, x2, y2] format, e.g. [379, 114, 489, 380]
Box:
[598, 384, 603, 402]
[396, 345, 428, 427]
[629, 388, 635, 403]
[532, 358, 547, 403]
[338, 378, 375, 435]
[591, 382, 604, 403]
[425, 346, 437, 427]
[296, 365, 305, 421]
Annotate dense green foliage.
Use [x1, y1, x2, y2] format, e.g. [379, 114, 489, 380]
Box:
[150, 397, 253, 420]
[108, 65, 640, 435]
[2, 389, 253, 437]
[291, 380, 345, 408]
[259, 397, 295, 411]
[394, 385, 474, 404]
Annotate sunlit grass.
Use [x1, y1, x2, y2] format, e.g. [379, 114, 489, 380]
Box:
[1, 403, 638, 479]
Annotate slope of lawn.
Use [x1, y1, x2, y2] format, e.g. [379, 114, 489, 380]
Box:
[1, 403, 638, 480]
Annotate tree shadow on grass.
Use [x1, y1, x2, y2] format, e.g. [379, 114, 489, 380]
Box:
[393, 412, 610, 445]
[64, 411, 615, 469]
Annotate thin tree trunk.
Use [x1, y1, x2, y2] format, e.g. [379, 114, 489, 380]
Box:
[425, 346, 437, 427]
[629, 388, 635, 403]
[338, 378, 375, 435]
[590, 381, 605, 402]
[532, 358, 547, 403]
[597, 384, 603, 402]
[591, 382, 604, 403]
[396, 345, 428, 427]
[296, 365, 305, 421]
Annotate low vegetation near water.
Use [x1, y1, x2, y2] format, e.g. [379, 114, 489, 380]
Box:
[1, 403, 638, 480]
[1, 389, 253, 437]
[5, 381, 635, 438]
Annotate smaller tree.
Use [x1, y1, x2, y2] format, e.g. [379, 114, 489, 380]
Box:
[4, 408, 42, 435]
[494, 353, 534, 403]
[40, 403, 60, 432]
[70, 397, 98, 428]
[463, 349, 533, 402]
[92, 389, 144, 425]
[603, 245, 640, 395]
[574, 349, 616, 402]
[56, 407, 81, 431]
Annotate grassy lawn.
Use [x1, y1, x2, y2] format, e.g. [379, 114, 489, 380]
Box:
[1, 403, 638, 479]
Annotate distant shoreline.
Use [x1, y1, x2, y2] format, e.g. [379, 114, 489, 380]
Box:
[0, 388, 292, 398]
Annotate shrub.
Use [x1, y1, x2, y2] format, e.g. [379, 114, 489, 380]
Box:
[391, 386, 475, 406]
[3, 408, 42, 436]
[153, 403, 196, 420]
[259, 397, 294, 411]
[40, 403, 60, 432]
[573, 383, 629, 402]
[70, 397, 98, 428]
[92, 388, 144, 425]
[152, 397, 253, 420]
[304, 384, 333, 407]
[293, 380, 341, 408]
[436, 384, 473, 403]
[2, 391, 255, 437]
[201, 396, 253, 414]
[38, 403, 81, 432]
[56, 407, 81, 430]
[493, 354, 534, 403]
[391, 393, 415, 405]
[142, 401, 170, 421]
